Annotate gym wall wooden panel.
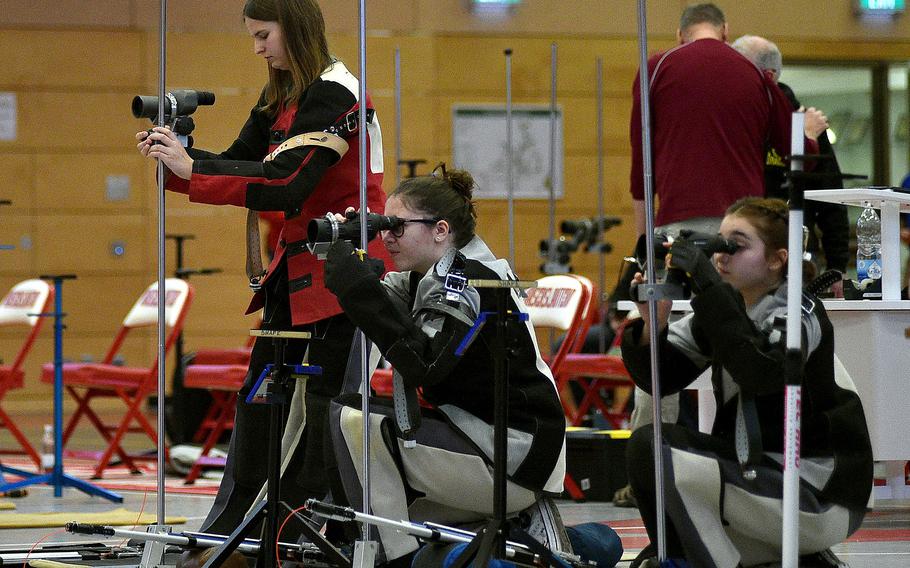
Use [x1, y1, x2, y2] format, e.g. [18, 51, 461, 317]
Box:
[724, 3, 910, 43]
[11, 92, 145, 150]
[32, 214, 148, 274]
[779, 39, 910, 62]
[4, 1, 910, 42]
[0, 155, 34, 209]
[33, 154, 147, 212]
[563, 155, 633, 214]
[141, 33, 266, 94]
[0, 30, 143, 89]
[0, 1, 133, 30]
[152, 195, 249, 275]
[0, 217, 34, 274]
[410, 0, 682, 38]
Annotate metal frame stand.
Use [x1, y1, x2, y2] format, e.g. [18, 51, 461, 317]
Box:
[632, 1, 668, 559]
[164, 232, 221, 443]
[167, 233, 221, 366]
[142, 2, 173, 565]
[0, 274, 122, 502]
[201, 330, 335, 568]
[450, 282, 562, 568]
[354, 1, 378, 566]
[504, 48, 515, 269]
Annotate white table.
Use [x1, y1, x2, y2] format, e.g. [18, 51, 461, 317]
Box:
[806, 188, 910, 498]
[804, 187, 910, 300]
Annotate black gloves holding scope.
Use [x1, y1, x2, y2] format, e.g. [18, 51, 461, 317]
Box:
[635, 231, 740, 300]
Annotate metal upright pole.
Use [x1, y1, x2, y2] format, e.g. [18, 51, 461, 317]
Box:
[635, 0, 668, 561]
[141, 0, 170, 565]
[781, 111, 806, 568]
[547, 43, 558, 271]
[355, 1, 377, 566]
[595, 57, 607, 354]
[505, 49, 515, 269]
[394, 47, 402, 187]
[154, 0, 168, 526]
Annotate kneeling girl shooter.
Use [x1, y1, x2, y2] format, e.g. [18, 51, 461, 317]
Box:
[323, 167, 567, 564]
[622, 197, 872, 567]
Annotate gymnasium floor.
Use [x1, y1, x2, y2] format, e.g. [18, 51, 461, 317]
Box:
[0, 470, 910, 568]
[1, 412, 908, 566]
[0, 485, 908, 566]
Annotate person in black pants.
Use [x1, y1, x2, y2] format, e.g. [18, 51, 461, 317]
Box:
[622, 198, 871, 567]
[136, 0, 390, 537]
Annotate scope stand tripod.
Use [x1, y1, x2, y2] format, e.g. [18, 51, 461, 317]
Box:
[164, 233, 222, 443]
[0, 275, 122, 502]
[449, 280, 563, 568]
[201, 329, 345, 568]
[397, 159, 426, 179]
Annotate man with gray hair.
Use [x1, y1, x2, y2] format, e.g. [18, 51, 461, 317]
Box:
[733, 34, 849, 296]
[732, 34, 783, 80]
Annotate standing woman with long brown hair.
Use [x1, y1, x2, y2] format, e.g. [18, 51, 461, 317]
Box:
[136, 0, 389, 535]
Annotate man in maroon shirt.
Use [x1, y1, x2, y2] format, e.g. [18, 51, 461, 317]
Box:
[629, 3, 798, 236]
[615, 2, 809, 514]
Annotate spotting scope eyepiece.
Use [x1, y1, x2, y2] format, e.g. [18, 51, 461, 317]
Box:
[306, 212, 401, 259]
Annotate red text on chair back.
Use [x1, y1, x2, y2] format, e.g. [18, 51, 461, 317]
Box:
[103, 278, 194, 370]
[0, 279, 53, 375]
[523, 275, 592, 377]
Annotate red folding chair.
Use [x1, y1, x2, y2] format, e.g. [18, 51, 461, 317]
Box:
[524, 274, 594, 412]
[0, 279, 53, 468]
[180, 337, 254, 484]
[40, 278, 194, 478]
[524, 274, 593, 501]
[557, 307, 635, 430]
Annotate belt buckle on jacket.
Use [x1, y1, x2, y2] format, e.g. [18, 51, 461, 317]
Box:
[249, 271, 268, 292]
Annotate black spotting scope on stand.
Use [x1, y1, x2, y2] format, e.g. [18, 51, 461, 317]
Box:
[132, 89, 215, 148]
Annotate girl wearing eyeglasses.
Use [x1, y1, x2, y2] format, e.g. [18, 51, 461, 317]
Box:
[321, 167, 600, 567]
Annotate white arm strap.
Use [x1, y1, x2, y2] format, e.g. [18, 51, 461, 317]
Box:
[263, 132, 349, 164]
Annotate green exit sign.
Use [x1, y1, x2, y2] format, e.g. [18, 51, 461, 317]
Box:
[856, 0, 905, 14]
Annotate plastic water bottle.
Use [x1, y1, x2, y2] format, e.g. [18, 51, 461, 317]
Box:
[855, 204, 882, 283]
[40, 424, 54, 472]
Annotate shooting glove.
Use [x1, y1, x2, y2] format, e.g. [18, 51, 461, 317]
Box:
[668, 238, 721, 294]
[324, 240, 385, 299]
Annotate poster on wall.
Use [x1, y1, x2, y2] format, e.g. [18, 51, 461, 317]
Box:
[0, 93, 16, 141]
[452, 104, 563, 199]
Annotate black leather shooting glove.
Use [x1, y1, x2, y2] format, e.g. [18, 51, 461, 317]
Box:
[324, 239, 385, 300]
[668, 238, 721, 294]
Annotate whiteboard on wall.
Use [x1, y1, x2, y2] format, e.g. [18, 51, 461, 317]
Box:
[452, 105, 563, 199]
